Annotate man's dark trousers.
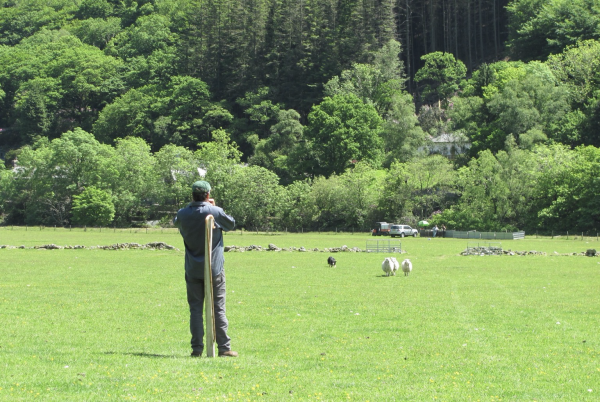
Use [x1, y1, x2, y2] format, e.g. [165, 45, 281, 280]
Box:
[186, 272, 231, 354]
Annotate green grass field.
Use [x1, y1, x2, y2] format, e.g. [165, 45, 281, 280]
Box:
[1, 228, 599, 401]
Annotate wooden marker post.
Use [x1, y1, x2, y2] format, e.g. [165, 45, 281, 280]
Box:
[204, 215, 216, 357]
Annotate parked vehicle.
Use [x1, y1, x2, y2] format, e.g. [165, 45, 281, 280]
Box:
[390, 224, 418, 238]
[372, 222, 391, 236]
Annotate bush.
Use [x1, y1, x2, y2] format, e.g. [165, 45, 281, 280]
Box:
[72, 187, 115, 227]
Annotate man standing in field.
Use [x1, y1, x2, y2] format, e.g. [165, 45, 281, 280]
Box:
[174, 180, 238, 357]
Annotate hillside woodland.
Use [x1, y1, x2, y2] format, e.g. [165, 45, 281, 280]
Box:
[1, 0, 600, 232]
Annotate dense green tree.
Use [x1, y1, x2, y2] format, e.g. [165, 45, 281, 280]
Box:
[67, 17, 122, 49]
[249, 109, 304, 183]
[93, 76, 231, 150]
[335, 162, 381, 229]
[5, 128, 114, 225]
[434, 139, 539, 230]
[532, 144, 600, 231]
[233, 86, 283, 154]
[71, 186, 115, 226]
[324, 40, 406, 114]
[216, 165, 284, 230]
[279, 180, 318, 230]
[107, 136, 158, 225]
[12, 77, 62, 142]
[197, 129, 243, 201]
[507, 0, 600, 61]
[0, 0, 76, 46]
[382, 92, 427, 165]
[76, 0, 115, 20]
[415, 52, 467, 106]
[106, 14, 176, 60]
[546, 40, 600, 147]
[451, 60, 570, 154]
[304, 162, 381, 230]
[303, 94, 384, 177]
[378, 155, 456, 223]
[377, 160, 414, 224]
[0, 30, 125, 145]
[154, 144, 200, 210]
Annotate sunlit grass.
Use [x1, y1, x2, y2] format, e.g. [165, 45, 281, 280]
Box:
[1, 229, 599, 400]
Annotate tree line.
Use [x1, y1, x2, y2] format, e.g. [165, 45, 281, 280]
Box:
[2, 128, 598, 233]
[1, 0, 600, 231]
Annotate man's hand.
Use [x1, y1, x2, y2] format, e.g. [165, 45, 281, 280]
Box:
[208, 198, 216, 206]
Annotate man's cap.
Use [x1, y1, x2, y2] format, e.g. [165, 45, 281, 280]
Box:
[192, 180, 211, 193]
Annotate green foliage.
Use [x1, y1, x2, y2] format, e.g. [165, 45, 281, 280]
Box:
[93, 76, 231, 149]
[435, 141, 541, 231]
[452, 60, 570, 155]
[324, 40, 406, 115]
[0, 0, 77, 46]
[308, 162, 381, 230]
[67, 17, 122, 49]
[0, 29, 125, 143]
[304, 94, 384, 177]
[533, 144, 600, 231]
[547, 40, 600, 107]
[382, 92, 426, 165]
[507, 0, 600, 61]
[105, 14, 176, 60]
[216, 165, 284, 230]
[233, 87, 284, 155]
[153, 144, 200, 209]
[415, 52, 467, 105]
[279, 180, 317, 230]
[378, 155, 456, 223]
[3, 0, 600, 233]
[249, 109, 305, 183]
[76, 0, 114, 20]
[71, 186, 115, 226]
[5, 128, 115, 225]
[107, 136, 157, 226]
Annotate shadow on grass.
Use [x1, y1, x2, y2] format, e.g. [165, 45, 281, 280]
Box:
[104, 351, 183, 359]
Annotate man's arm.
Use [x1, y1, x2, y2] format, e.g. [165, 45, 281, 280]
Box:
[214, 208, 235, 232]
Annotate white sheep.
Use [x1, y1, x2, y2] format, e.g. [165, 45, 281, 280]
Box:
[390, 257, 399, 275]
[382, 257, 396, 276]
[401, 259, 412, 276]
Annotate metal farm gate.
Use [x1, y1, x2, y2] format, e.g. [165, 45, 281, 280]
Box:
[366, 240, 402, 253]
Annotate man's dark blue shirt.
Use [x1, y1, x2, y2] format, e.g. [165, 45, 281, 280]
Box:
[174, 201, 236, 279]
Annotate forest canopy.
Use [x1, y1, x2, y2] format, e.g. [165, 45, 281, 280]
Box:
[2, 0, 600, 232]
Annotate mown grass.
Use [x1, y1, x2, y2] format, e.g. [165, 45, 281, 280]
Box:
[1, 229, 599, 401]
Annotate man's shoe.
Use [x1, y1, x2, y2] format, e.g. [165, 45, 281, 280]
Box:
[190, 350, 203, 357]
[218, 350, 238, 357]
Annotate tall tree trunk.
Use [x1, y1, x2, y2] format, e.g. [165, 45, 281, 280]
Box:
[493, 0, 498, 59]
[421, 3, 428, 55]
[454, 0, 458, 57]
[443, 0, 447, 53]
[479, 0, 484, 63]
[406, 0, 412, 92]
[467, 0, 472, 70]
[429, 0, 436, 51]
